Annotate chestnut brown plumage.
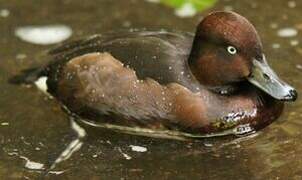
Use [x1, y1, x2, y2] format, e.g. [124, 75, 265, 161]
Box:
[11, 11, 297, 137]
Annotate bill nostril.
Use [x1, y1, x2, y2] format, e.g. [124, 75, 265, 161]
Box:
[263, 73, 270, 81]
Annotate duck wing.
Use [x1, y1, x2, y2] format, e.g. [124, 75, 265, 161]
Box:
[46, 30, 199, 95]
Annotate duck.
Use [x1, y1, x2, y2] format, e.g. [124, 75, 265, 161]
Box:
[13, 11, 297, 137]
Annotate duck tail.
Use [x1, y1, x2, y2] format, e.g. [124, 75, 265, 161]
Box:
[9, 67, 46, 85]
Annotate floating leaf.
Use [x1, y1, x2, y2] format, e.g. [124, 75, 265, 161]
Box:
[161, 0, 217, 17]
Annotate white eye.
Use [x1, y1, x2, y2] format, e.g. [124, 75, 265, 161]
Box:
[227, 46, 237, 55]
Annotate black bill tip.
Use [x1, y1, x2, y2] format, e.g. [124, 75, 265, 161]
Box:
[283, 89, 298, 101]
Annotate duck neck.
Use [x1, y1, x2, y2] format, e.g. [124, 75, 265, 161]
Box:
[188, 37, 219, 87]
[207, 84, 241, 95]
[188, 34, 203, 69]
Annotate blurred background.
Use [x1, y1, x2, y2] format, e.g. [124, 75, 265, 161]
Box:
[0, 0, 301, 179]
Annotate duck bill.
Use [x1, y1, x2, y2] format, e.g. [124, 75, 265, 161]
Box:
[247, 55, 297, 101]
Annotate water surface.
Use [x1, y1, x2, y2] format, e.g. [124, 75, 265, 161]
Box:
[0, 0, 302, 179]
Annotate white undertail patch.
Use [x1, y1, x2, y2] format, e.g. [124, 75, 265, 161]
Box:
[34, 76, 48, 94]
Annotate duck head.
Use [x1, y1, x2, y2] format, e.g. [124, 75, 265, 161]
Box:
[189, 11, 297, 101]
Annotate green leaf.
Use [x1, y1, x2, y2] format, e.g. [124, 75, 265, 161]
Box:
[161, 0, 217, 12]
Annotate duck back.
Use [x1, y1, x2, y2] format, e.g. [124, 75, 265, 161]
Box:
[46, 31, 201, 95]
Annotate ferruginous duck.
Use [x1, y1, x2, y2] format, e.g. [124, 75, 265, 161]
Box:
[13, 11, 297, 137]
